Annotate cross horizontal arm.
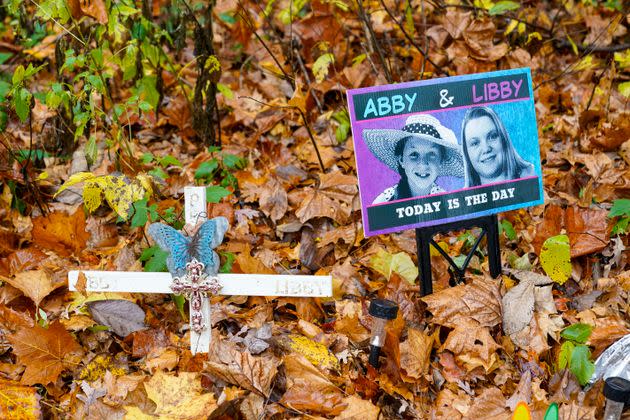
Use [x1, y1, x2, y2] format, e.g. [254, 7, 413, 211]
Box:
[68, 271, 332, 297]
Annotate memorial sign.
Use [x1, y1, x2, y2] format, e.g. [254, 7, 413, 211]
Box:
[347, 68, 544, 237]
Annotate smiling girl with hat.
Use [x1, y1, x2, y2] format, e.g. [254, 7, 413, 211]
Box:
[363, 114, 465, 204]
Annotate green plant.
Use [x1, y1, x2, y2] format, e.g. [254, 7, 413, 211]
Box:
[557, 323, 595, 385]
[193, 149, 247, 202]
[608, 199, 630, 235]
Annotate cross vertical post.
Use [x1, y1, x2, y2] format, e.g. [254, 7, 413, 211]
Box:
[183, 186, 212, 354]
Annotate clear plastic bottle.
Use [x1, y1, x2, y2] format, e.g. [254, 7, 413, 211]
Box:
[368, 299, 398, 368]
[603, 377, 630, 420]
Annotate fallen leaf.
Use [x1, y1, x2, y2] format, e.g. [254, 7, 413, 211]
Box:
[288, 335, 339, 370]
[399, 328, 433, 380]
[422, 277, 502, 328]
[566, 207, 609, 257]
[333, 395, 380, 420]
[8, 321, 83, 385]
[291, 171, 357, 224]
[234, 244, 275, 274]
[502, 270, 554, 336]
[4, 270, 60, 307]
[144, 370, 217, 419]
[87, 299, 147, 337]
[369, 248, 418, 284]
[540, 235, 572, 285]
[0, 379, 41, 419]
[79, 0, 108, 24]
[463, 18, 509, 61]
[443, 320, 501, 372]
[279, 353, 347, 416]
[259, 178, 288, 222]
[31, 208, 89, 257]
[505, 370, 532, 410]
[463, 387, 508, 419]
[205, 330, 280, 397]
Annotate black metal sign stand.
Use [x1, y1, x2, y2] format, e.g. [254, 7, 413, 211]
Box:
[416, 214, 501, 296]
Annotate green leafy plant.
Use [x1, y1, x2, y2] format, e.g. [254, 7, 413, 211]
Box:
[608, 199, 630, 235]
[557, 323, 595, 385]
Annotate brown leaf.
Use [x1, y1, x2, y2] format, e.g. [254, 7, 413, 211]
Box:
[291, 171, 357, 224]
[0, 379, 41, 419]
[0, 304, 34, 332]
[441, 10, 472, 39]
[463, 19, 509, 61]
[333, 395, 380, 420]
[205, 330, 280, 397]
[144, 370, 217, 419]
[279, 353, 346, 416]
[8, 321, 83, 385]
[0, 247, 49, 278]
[422, 277, 502, 328]
[78, 0, 108, 24]
[259, 178, 288, 222]
[234, 244, 275, 274]
[32, 208, 89, 257]
[566, 207, 609, 257]
[463, 387, 508, 420]
[443, 320, 501, 371]
[399, 328, 433, 380]
[532, 204, 564, 255]
[4, 270, 60, 307]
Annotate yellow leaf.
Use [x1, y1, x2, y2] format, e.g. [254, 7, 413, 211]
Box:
[526, 32, 542, 44]
[144, 371, 217, 419]
[288, 335, 340, 370]
[312, 53, 335, 83]
[83, 180, 103, 213]
[54, 172, 96, 197]
[370, 249, 418, 284]
[99, 175, 139, 220]
[136, 174, 154, 197]
[505, 19, 519, 35]
[0, 379, 41, 420]
[540, 234, 571, 285]
[574, 55, 595, 71]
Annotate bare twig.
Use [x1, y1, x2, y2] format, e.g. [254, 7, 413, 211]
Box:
[356, 0, 393, 83]
[237, 3, 295, 89]
[378, 0, 449, 77]
[239, 96, 325, 173]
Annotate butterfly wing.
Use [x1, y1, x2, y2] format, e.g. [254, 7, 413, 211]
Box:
[147, 223, 191, 277]
[190, 217, 229, 276]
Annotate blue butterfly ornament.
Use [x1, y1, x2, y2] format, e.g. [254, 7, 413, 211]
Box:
[147, 217, 229, 278]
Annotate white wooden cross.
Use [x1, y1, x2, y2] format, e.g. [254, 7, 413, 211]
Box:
[68, 186, 332, 354]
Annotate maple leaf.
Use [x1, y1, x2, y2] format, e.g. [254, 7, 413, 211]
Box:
[0, 379, 41, 420]
[31, 208, 89, 257]
[142, 370, 217, 419]
[290, 171, 357, 224]
[3, 270, 61, 307]
[205, 330, 280, 397]
[399, 328, 433, 380]
[280, 353, 347, 416]
[422, 277, 502, 328]
[8, 321, 83, 385]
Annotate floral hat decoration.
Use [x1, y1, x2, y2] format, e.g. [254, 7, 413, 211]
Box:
[362, 114, 464, 178]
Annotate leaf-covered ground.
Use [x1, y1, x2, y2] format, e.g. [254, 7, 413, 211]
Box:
[0, 1, 629, 419]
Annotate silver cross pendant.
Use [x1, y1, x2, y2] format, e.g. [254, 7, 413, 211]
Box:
[170, 258, 222, 333]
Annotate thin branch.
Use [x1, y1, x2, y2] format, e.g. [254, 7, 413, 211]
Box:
[378, 0, 449, 76]
[356, 0, 393, 83]
[554, 40, 630, 53]
[239, 96, 325, 173]
[237, 4, 295, 89]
